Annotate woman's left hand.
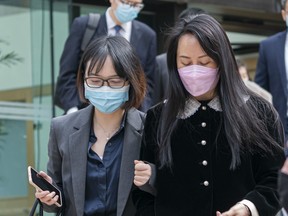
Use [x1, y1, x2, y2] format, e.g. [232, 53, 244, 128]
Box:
[216, 203, 251, 216]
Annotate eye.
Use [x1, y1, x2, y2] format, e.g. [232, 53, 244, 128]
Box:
[87, 77, 103, 87]
[199, 61, 210, 66]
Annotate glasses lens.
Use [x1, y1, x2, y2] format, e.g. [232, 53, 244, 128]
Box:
[86, 77, 126, 88]
[108, 78, 126, 88]
[86, 77, 103, 88]
[120, 0, 143, 9]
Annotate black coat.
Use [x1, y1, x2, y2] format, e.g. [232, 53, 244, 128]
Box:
[134, 96, 285, 216]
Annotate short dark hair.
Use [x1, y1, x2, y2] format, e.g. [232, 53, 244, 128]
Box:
[76, 35, 146, 109]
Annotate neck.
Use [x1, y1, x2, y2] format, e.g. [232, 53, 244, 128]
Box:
[94, 108, 124, 129]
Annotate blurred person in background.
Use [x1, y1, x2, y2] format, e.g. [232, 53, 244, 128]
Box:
[255, 0, 288, 140]
[237, 59, 272, 103]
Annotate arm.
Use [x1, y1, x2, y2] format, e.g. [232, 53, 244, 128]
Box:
[54, 16, 88, 112]
[140, 31, 157, 112]
[254, 42, 270, 92]
[133, 107, 160, 215]
[245, 103, 285, 215]
[40, 119, 64, 213]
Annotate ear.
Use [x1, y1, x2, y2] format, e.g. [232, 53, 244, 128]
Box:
[281, 9, 286, 22]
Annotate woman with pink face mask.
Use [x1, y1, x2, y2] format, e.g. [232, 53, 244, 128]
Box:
[133, 14, 285, 216]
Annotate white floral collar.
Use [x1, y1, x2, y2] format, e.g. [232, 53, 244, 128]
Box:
[176, 95, 250, 119]
[177, 96, 222, 119]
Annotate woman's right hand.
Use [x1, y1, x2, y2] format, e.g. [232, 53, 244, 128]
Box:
[134, 160, 152, 186]
[34, 171, 60, 206]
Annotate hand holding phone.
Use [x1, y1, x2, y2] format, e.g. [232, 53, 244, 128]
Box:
[27, 166, 62, 207]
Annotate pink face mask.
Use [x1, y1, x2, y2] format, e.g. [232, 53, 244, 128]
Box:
[178, 64, 219, 97]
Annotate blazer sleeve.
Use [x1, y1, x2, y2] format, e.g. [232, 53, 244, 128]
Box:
[132, 106, 161, 216]
[255, 41, 270, 92]
[42, 118, 64, 213]
[54, 15, 89, 112]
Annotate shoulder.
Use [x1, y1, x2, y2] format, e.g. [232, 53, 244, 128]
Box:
[261, 31, 286, 45]
[126, 108, 146, 130]
[156, 53, 167, 61]
[132, 20, 156, 36]
[247, 95, 277, 120]
[52, 105, 93, 126]
[146, 102, 164, 121]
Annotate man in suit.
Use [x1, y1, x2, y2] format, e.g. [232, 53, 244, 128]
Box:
[255, 0, 288, 139]
[55, 0, 156, 114]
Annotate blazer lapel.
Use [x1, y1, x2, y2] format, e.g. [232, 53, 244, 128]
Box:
[117, 108, 144, 216]
[69, 105, 93, 216]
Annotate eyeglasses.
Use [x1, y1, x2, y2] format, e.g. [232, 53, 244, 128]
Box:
[119, 0, 144, 9]
[85, 76, 127, 89]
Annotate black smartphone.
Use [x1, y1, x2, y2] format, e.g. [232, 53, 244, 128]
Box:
[27, 166, 62, 207]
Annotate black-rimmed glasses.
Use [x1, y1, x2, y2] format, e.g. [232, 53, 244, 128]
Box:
[119, 0, 144, 9]
[85, 76, 127, 89]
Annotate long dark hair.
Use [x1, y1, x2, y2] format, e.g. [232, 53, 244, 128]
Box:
[158, 14, 283, 169]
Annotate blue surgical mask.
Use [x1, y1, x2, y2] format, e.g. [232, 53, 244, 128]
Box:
[84, 84, 130, 113]
[114, 2, 141, 23]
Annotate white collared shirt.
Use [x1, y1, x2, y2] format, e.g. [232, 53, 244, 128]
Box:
[105, 7, 132, 42]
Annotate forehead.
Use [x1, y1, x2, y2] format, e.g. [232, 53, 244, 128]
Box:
[177, 34, 206, 57]
[86, 56, 117, 76]
[123, 0, 142, 3]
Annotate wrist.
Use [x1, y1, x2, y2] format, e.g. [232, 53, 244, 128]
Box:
[237, 202, 251, 216]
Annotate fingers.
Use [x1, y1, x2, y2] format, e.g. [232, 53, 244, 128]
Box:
[37, 171, 53, 184]
[218, 202, 250, 216]
[216, 211, 222, 216]
[35, 190, 59, 206]
[134, 160, 151, 186]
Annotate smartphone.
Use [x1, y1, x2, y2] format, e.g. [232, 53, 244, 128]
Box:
[27, 166, 62, 207]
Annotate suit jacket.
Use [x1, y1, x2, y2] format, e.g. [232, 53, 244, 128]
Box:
[44, 105, 145, 216]
[153, 53, 168, 105]
[54, 14, 157, 112]
[255, 31, 287, 136]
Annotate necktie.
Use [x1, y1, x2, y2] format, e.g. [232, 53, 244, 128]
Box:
[114, 25, 122, 36]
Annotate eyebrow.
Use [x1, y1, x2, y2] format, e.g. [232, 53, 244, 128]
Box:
[179, 54, 209, 59]
[87, 74, 120, 78]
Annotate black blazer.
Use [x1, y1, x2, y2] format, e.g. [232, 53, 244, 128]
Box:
[55, 14, 157, 112]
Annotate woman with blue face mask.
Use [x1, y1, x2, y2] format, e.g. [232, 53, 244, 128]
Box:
[34, 35, 147, 216]
[133, 14, 285, 216]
